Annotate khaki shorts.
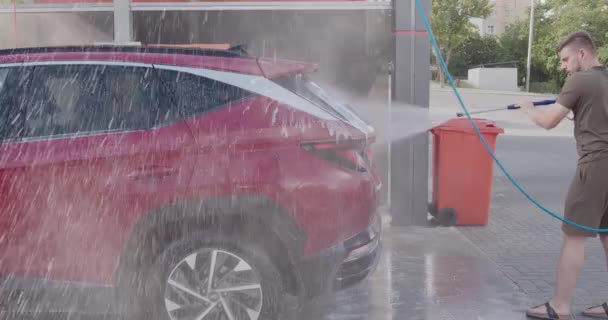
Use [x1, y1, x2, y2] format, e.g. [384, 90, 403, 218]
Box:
[563, 158, 608, 237]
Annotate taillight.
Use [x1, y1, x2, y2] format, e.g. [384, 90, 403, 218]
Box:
[302, 142, 368, 172]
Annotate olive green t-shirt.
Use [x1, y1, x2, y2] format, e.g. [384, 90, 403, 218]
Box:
[557, 65, 608, 164]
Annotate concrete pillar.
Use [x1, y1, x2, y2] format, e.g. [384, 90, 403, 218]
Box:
[390, 0, 431, 226]
[113, 0, 133, 44]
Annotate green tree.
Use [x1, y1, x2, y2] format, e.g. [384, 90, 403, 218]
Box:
[449, 34, 503, 78]
[532, 0, 608, 91]
[431, 0, 494, 86]
[0, 0, 29, 4]
[498, 19, 551, 87]
[499, 20, 529, 85]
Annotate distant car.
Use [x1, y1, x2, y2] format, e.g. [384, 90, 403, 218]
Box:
[0, 44, 382, 320]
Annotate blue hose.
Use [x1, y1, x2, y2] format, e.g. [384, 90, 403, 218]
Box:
[413, 0, 608, 232]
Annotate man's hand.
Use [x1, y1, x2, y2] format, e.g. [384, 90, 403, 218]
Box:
[517, 100, 535, 113]
[517, 100, 570, 130]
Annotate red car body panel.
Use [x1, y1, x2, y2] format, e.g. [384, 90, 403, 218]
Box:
[0, 47, 380, 288]
[183, 97, 379, 255]
[0, 122, 197, 283]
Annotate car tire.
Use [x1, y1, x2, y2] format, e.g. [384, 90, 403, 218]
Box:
[117, 232, 284, 320]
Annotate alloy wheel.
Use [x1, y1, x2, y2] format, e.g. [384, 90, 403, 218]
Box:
[164, 249, 263, 320]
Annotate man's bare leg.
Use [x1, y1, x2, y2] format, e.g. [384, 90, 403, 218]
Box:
[603, 234, 608, 270]
[527, 234, 587, 316]
[583, 234, 608, 315]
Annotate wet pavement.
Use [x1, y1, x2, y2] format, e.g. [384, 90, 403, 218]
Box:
[459, 135, 608, 319]
[342, 86, 608, 319]
[2, 226, 531, 320]
[430, 87, 608, 319]
[296, 226, 529, 320]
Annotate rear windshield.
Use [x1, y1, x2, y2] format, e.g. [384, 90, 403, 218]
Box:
[272, 73, 371, 131]
[271, 73, 348, 121]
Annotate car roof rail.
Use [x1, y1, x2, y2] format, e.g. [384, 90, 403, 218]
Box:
[94, 41, 143, 46]
[0, 43, 251, 58]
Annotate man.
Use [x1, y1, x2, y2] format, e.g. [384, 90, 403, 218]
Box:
[521, 31, 608, 320]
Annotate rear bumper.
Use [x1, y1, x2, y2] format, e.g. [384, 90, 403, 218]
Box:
[334, 235, 381, 291]
[297, 214, 382, 298]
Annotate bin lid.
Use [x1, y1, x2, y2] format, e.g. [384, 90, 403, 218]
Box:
[432, 118, 504, 134]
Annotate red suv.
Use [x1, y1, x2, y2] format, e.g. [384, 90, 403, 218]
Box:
[0, 45, 382, 319]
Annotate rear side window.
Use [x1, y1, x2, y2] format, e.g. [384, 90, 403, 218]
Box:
[25, 65, 105, 137]
[157, 69, 255, 118]
[0, 69, 10, 120]
[22, 64, 165, 138]
[0, 66, 29, 140]
[97, 65, 161, 131]
[0, 67, 12, 140]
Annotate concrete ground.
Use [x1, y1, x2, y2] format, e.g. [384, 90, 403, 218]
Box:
[431, 87, 608, 319]
[297, 226, 530, 320]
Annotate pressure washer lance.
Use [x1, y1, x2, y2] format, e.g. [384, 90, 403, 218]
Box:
[456, 99, 556, 118]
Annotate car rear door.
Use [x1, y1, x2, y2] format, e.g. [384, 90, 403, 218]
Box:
[0, 64, 32, 279]
[0, 62, 196, 284]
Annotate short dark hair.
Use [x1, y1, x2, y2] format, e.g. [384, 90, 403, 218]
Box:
[557, 31, 597, 55]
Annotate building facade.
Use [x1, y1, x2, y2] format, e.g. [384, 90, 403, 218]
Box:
[472, 0, 534, 36]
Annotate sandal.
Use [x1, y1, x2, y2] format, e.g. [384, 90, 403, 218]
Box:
[583, 302, 608, 319]
[526, 302, 572, 320]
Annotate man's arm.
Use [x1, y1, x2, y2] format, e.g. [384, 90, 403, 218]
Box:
[518, 72, 582, 129]
[518, 101, 571, 130]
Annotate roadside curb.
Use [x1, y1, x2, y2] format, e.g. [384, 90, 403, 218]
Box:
[431, 87, 552, 97]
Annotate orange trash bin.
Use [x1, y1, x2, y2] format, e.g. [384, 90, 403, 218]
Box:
[429, 118, 504, 226]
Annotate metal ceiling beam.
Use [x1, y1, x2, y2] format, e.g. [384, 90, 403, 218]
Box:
[132, 1, 391, 10]
[0, 1, 390, 13]
[0, 3, 113, 13]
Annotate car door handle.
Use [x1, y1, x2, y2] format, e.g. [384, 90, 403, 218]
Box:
[127, 166, 178, 180]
